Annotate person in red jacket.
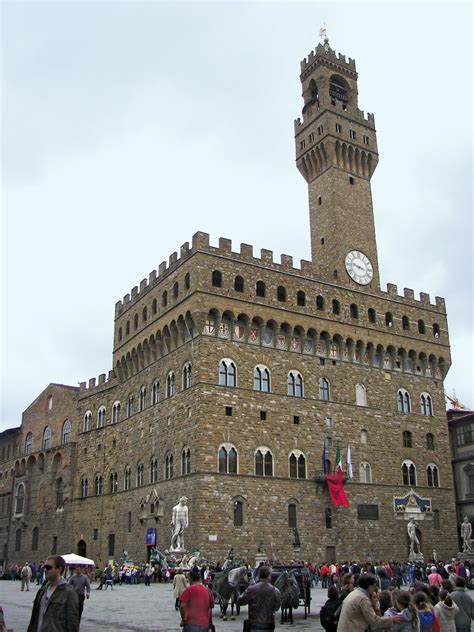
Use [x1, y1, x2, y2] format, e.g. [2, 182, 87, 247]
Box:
[179, 569, 214, 632]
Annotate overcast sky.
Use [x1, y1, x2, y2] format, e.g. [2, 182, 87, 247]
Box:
[1, 1, 473, 432]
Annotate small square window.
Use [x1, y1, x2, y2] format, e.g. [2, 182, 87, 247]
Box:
[349, 176, 354, 185]
[320, 358, 325, 366]
[332, 360, 337, 366]
[293, 415, 300, 425]
[225, 406, 233, 417]
[93, 528, 98, 541]
[260, 410, 267, 421]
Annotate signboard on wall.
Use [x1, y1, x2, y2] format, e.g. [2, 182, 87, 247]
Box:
[146, 527, 156, 546]
[208, 535, 218, 541]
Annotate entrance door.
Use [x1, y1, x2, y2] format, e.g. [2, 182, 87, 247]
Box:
[325, 546, 336, 563]
[77, 540, 87, 557]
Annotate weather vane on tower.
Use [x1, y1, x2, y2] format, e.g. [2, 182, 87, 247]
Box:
[319, 23, 330, 51]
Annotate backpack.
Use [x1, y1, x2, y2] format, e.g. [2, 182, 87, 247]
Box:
[320, 600, 341, 630]
[21, 567, 29, 578]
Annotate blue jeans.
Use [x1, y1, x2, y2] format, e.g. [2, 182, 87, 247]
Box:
[182, 626, 208, 632]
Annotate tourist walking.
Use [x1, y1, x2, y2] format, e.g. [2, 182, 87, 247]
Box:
[320, 586, 342, 632]
[68, 565, 90, 622]
[434, 590, 459, 632]
[27, 555, 79, 632]
[449, 577, 472, 632]
[382, 590, 420, 632]
[173, 567, 188, 610]
[337, 574, 403, 632]
[21, 562, 32, 591]
[238, 565, 282, 632]
[179, 569, 214, 632]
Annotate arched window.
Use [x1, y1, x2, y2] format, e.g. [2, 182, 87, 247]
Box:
[80, 477, 88, 498]
[316, 295, 324, 311]
[433, 323, 440, 339]
[256, 281, 266, 297]
[332, 299, 340, 315]
[397, 389, 411, 413]
[152, 381, 160, 405]
[47, 395, 53, 410]
[15, 528, 22, 551]
[109, 472, 118, 494]
[62, 419, 71, 445]
[385, 312, 393, 327]
[310, 78, 319, 101]
[418, 320, 426, 334]
[166, 372, 176, 397]
[165, 454, 174, 480]
[42, 426, 52, 450]
[234, 499, 244, 527]
[94, 475, 103, 496]
[255, 448, 273, 477]
[181, 449, 191, 475]
[127, 395, 134, 417]
[152, 298, 157, 314]
[15, 483, 25, 514]
[368, 308, 376, 323]
[288, 503, 297, 529]
[234, 276, 244, 292]
[150, 458, 158, 483]
[402, 460, 417, 486]
[219, 359, 236, 387]
[112, 402, 121, 424]
[83, 412, 92, 432]
[355, 384, 367, 406]
[137, 463, 144, 487]
[162, 291, 168, 307]
[319, 378, 330, 401]
[182, 363, 192, 389]
[329, 74, 349, 103]
[402, 316, 410, 330]
[325, 507, 332, 529]
[289, 451, 306, 479]
[359, 462, 372, 483]
[25, 433, 33, 455]
[134, 314, 138, 330]
[97, 406, 106, 428]
[277, 286, 287, 302]
[350, 303, 358, 319]
[184, 273, 190, 290]
[126, 320, 130, 335]
[218, 445, 238, 474]
[173, 281, 179, 299]
[420, 393, 433, 416]
[212, 270, 222, 288]
[360, 429, 368, 444]
[32, 526, 39, 551]
[427, 464, 440, 488]
[124, 466, 131, 491]
[254, 365, 270, 392]
[139, 387, 147, 411]
[287, 371, 303, 397]
[426, 433, 435, 450]
[118, 327, 123, 341]
[297, 290, 306, 306]
[142, 306, 147, 322]
[402, 430, 413, 448]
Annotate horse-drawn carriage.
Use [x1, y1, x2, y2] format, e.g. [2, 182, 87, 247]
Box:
[271, 564, 311, 622]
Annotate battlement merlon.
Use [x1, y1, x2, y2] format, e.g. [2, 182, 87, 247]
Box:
[114, 231, 447, 317]
[79, 369, 117, 397]
[300, 44, 357, 79]
[294, 105, 376, 133]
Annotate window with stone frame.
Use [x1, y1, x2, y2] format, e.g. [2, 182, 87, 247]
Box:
[181, 449, 191, 475]
[465, 464, 474, 495]
[80, 477, 88, 498]
[319, 378, 330, 401]
[287, 371, 303, 397]
[32, 526, 39, 551]
[427, 464, 439, 487]
[289, 452, 306, 479]
[184, 273, 190, 290]
[137, 463, 144, 487]
[397, 389, 411, 413]
[456, 425, 473, 447]
[166, 372, 176, 397]
[350, 303, 358, 319]
[219, 359, 237, 387]
[234, 276, 244, 292]
[255, 448, 273, 477]
[15, 528, 21, 551]
[139, 387, 147, 411]
[152, 298, 158, 314]
[256, 280, 266, 297]
[212, 270, 222, 287]
[277, 286, 287, 302]
[420, 393, 433, 416]
[403, 430, 413, 448]
[218, 445, 238, 474]
[152, 381, 160, 405]
[127, 395, 134, 417]
[97, 407, 106, 428]
[112, 402, 121, 424]
[233, 498, 244, 527]
[162, 290, 168, 307]
[124, 466, 131, 491]
[368, 308, 376, 323]
[25, 432, 33, 455]
[316, 295, 325, 311]
[332, 299, 340, 315]
[62, 419, 72, 444]
[288, 503, 297, 528]
[109, 472, 118, 494]
[165, 454, 174, 480]
[83, 412, 92, 432]
[297, 290, 306, 306]
[182, 363, 192, 390]
[43, 426, 52, 450]
[56, 478, 64, 508]
[402, 460, 417, 486]
[254, 365, 270, 392]
[94, 475, 103, 496]
[15, 483, 25, 514]
[359, 461, 372, 483]
[426, 433, 435, 450]
[150, 458, 158, 484]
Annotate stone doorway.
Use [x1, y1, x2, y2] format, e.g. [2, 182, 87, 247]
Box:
[77, 540, 87, 557]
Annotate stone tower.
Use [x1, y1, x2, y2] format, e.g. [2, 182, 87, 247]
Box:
[295, 40, 380, 289]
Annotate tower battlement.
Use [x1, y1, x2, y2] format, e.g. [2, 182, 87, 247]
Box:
[78, 370, 117, 396]
[114, 231, 447, 317]
[300, 44, 357, 77]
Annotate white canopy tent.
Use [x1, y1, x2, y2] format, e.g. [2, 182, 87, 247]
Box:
[60, 553, 96, 567]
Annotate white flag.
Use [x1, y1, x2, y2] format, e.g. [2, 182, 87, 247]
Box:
[346, 444, 353, 479]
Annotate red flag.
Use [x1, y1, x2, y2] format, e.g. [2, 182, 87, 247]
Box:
[326, 469, 349, 507]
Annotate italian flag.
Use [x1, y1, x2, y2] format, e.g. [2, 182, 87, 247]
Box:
[335, 446, 342, 473]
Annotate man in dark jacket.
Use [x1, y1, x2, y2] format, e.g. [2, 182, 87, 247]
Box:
[450, 576, 473, 632]
[238, 565, 281, 631]
[27, 555, 79, 632]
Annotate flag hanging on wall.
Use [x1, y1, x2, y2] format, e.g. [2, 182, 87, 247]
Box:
[326, 469, 349, 507]
[335, 446, 342, 472]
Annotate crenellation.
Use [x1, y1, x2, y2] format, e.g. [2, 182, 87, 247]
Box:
[169, 251, 178, 266]
[149, 270, 157, 284]
[301, 260, 313, 275]
[280, 254, 293, 269]
[386, 283, 398, 296]
[139, 278, 147, 292]
[180, 242, 190, 258]
[98, 373, 106, 385]
[115, 301, 122, 316]
[219, 237, 232, 254]
[159, 261, 167, 276]
[123, 293, 130, 305]
[338, 53, 346, 63]
[88, 378, 96, 389]
[131, 286, 138, 299]
[79, 382, 86, 391]
[419, 292, 431, 305]
[192, 231, 210, 249]
[260, 248, 274, 264]
[435, 296, 446, 311]
[240, 243, 253, 258]
[404, 288, 415, 301]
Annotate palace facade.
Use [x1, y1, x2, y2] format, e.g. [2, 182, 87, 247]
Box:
[1, 40, 457, 569]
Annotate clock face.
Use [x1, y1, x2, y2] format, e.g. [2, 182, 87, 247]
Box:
[345, 250, 374, 285]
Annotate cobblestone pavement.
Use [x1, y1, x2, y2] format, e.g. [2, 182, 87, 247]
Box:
[1, 580, 326, 631]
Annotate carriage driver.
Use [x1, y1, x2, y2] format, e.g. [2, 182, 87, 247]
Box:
[238, 565, 282, 631]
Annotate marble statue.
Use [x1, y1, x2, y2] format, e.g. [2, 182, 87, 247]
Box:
[407, 519, 421, 555]
[461, 516, 472, 553]
[171, 496, 189, 551]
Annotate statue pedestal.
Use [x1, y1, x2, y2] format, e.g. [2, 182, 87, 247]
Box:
[457, 551, 474, 562]
[409, 552, 424, 562]
[255, 553, 267, 566]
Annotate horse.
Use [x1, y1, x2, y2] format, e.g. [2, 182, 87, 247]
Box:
[274, 570, 300, 624]
[212, 565, 252, 621]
